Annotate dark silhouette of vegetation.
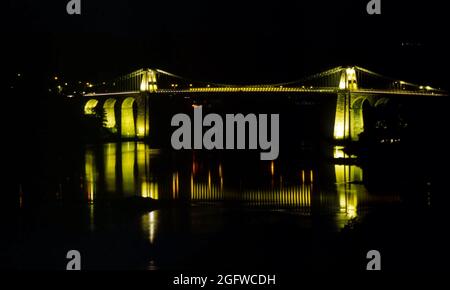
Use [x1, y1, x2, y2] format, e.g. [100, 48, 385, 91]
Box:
[81, 106, 111, 142]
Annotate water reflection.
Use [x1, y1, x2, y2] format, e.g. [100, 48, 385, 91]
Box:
[82, 142, 401, 235]
[84, 148, 97, 202]
[84, 148, 97, 231]
[122, 142, 136, 196]
[104, 143, 117, 193]
[333, 146, 366, 226]
[141, 210, 159, 244]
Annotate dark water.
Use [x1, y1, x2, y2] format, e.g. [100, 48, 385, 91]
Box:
[3, 141, 449, 271]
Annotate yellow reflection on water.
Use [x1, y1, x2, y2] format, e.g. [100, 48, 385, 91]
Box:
[191, 178, 224, 202]
[335, 164, 363, 184]
[141, 210, 159, 244]
[188, 167, 313, 213]
[335, 163, 365, 219]
[104, 143, 117, 193]
[85, 148, 96, 202]
[208, 171, 211, 189]
[81, 142, 385, 230]
[84, 148, 97, 231]
[122, 142, 136, 196]
[172, 172, 179, 199]
[338, 191, 358, 218]
[347, 194, 358, 218]
[89, 203, 95, 232]
[191, 173, 194, 197]
[142, 181, 159, 199]
[334, 146, 346, 159]
[137, 143, 148, 176]
[136, 143, 152, 199]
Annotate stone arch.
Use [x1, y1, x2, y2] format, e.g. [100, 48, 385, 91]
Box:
[373, 97, 398, 132]
[350, 97, 370, 140]
[84, 99, 99, 115]
[103, 98, 117, 131]
[121, 97, 136, 138]
[374, 97, 390, 108]
[334, 93, 375, 141]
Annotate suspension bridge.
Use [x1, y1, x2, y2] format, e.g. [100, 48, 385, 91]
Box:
[79, 66, 447, 142]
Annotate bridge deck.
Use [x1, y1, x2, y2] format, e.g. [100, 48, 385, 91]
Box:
[84, 88, 448, 97]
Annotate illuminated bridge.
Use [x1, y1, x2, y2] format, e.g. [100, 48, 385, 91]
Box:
[79, 66, 447, 143]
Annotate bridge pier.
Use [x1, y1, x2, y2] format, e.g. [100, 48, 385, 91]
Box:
[334, 91, 351, 140]
[333, 67, 371, 142]
[333, 92, 376, 142]
[84, 93, 151, 140]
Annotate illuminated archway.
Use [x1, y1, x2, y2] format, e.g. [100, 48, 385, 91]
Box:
[84, 99, 99, 115]
[334, 94, 373, 141]
[103, 99, 117, 130]
[121, 97, 136, 138]
[374, 97, 390, 108]
[350, 97, 369, 140]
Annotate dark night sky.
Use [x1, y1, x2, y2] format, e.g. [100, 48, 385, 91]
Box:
[4, 0, 449, 87]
